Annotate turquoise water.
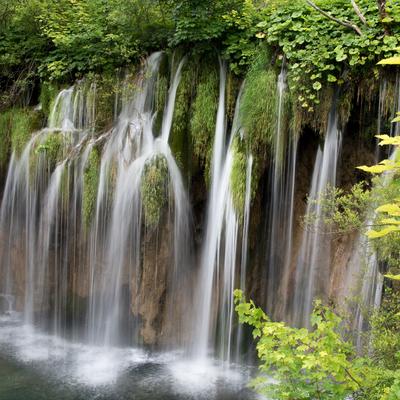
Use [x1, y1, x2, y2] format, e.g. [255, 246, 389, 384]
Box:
[0, 315, 257, 400]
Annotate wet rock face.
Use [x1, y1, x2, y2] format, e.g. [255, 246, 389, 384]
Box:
[131, 219, 171, 346]
[244, 119, 376, 324]
[0, 232, 26, 312]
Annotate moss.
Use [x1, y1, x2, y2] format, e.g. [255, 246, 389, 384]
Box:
[240, 55, 277, 158]
[169, 59, 197, 171]
[291, 84, 336, 136]
[230, 136, 248, 218]
[9, 108, 42, 156]
[140, 156, 168, 228]
[82, 147, 100, 227]
[226, 72, 241, 125]
[190, 63, 219, 172]
[35, 133, 64, 167]
[154, 74, 169, 135]
[60, 165, 70, 209]
[0, 111, 12, 169]
[39, 82, 59, 119]
[92, 74, 117, 132]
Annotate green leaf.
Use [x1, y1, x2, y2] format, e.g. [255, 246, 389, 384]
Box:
[384, 274, 400, 281]
[312, 81, 322, 91]
[378, 57, 400, 65]
[327, 74, 337, 82]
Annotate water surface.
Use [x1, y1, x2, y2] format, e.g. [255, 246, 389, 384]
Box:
[0, 314, 257, 400]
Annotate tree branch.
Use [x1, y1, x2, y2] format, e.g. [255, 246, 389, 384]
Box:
[351, 0, 368, 25]
[377, 0, 391, 35]
[306, 0, 363, 36]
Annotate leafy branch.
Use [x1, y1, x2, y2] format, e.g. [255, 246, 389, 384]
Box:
[306, 0, 363, 36]
[350, 0, 367, 26]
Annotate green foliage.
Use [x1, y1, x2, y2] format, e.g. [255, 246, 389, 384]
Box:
[190, 63, 219, 171]
[37, 0, 133, 79]
[370, 289, 400, 371]
[240, 52, 277, 157]
[169, 59, 197, 173]
[357, 133, 400, 276]
[234, 289, 365, 400]
[230, 136, 247, 217]
[0, 111, 12, 168]
[170, 0, 244, 46]
[304, 182, 372, 234]
[0, 0, 172, 91]
[154, 74, 169, 135]
[82, 147, 99, 227]
[141, 156, 168, 228]
[39, 82, 59, 119]
[357, 289, 400, 400]
[91, 74, 119, 132]
[35, 132, 63, 167]
[255, 0, 400, 110]
[0, 0, 47, 109]
[9, 108, 42, 156]
[235, 288, 400, 400]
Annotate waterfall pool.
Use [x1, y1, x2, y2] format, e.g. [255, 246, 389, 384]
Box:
[0, 314, 257, 400]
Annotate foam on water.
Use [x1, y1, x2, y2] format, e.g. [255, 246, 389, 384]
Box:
[0, 314, 255, 396]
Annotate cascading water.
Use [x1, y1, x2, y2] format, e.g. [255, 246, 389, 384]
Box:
[193, 65, 253, 363]
[344, 76, 400, 347]
[0, 53, 191, 348]
[0, 47, 394, 399]
[292, 102, 342, 327]
[87, 53, 191, 346]
[0, 83, 96, 334]
[264, 66, 298, 320]
[0, 52, 256, 397]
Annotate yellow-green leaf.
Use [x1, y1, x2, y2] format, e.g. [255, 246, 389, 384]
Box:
[357, 164, 394, 173]
[378, 56, 400, 65]
[381, 218, 400, 225]
[367, 226, 400, 238]
[384, 274, 400, 281]
[376, 134, 400, 146]
[376, 203, 400, 215]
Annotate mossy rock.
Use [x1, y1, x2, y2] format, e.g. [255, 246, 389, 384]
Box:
[0, 111, 13, 169]
[92, 74, 118, 132]
[169, 58, 197, 173]
[7, 108, 43, 156]
[82, 147, 100, 228]
[141, 156, 168, 228]
[190, 61, 219, 175]
[240, 55, 277, 157]
[230, 136, 252, 218]
[35, 132, 64, 167]
[39, 82, 59, 119]
[154, 74, 169, 135]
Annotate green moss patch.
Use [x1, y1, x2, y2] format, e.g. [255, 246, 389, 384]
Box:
[82, 147, 100, 227]
[141, 156, 168, 228]
[35, 133, 64, 167]
[240, 54, 277, 158]
[190, 63, 219, 171]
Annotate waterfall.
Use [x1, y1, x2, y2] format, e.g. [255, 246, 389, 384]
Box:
[344, 227, 383, 350]
[0, 82, 95, 334]
[236, 154, 253, 360]
[264, 66, 298, 320]
[193, 64, 252, 362]
[344, 76, 400, 347]
[292, 102, 342, 327]
[85, 52, 191, 346]
[0, 52, 191, 349]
